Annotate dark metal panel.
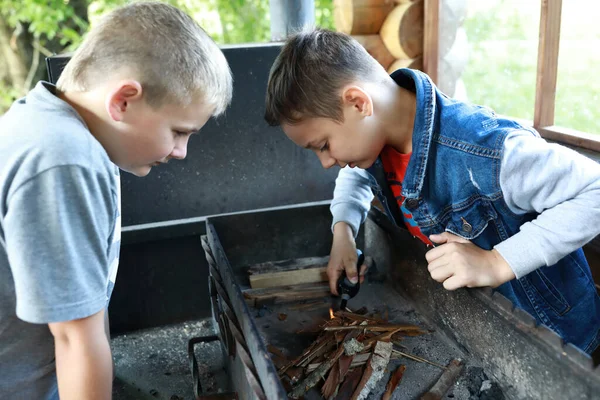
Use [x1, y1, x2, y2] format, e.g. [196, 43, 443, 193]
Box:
[46, 44, 338, 227]
[109, 234, 209, 334]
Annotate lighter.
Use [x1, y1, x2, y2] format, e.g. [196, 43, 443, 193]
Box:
[336, 249, 365, 311]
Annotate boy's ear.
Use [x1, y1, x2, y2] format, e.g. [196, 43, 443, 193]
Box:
[106, 80, 144, 122]
[342, 86, 373, 117]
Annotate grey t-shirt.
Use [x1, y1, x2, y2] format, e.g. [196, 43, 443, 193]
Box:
[0, 82, 121, 399]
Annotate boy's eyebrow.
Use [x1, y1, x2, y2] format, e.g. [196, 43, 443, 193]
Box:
[174, 126, 201, 134]
[304, 141, 318, 149]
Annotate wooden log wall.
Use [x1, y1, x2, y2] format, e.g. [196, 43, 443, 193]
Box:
[334, 0, 424, 73]
[334, 0, 469, 99]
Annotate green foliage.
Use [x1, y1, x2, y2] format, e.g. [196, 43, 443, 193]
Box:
[0, 0, 88, 46]
[462, 0, 599, 134]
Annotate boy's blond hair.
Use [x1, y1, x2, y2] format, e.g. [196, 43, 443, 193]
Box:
[57, 1, 233, 115]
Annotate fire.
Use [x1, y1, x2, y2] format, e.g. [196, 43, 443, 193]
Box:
[329, 308, 335, 319]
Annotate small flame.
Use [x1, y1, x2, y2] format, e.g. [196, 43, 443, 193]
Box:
[329, 308, 335, 319]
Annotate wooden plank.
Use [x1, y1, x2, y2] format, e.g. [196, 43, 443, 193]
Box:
[423, 0, 439, 83]
[249, 266, 328, 289]
[246, 256, 328, 275]
[534, 0, 562, 127]
[537, 125, 600, 152]
[243, 282, 331, 305]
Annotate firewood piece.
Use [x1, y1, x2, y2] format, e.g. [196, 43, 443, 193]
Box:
[382, 364, 407, 400]
[249, 266, 329, 289]
[298, 336, 337, 368]
[344, 338, 366, 355]
[337, 354, 355, 381]
[420, 359, 464, 400]
[285, 367, 304, 384]
[334, 0, 395, 35]
[307, 352, 370, 373]
[353, 35, 396, 70]
[289, 346, 344, 398]
[267, 345, 288, 369]
[279, 332, 332, 375]
[334, 367, 364, 400]
[289, 330, 360, 399]
[334, 310, 387, 324]
[321, 359, 341, 399]
[243, 282, 330, 306]
[324, 324, 423, 332]
[380, 0, 424, 59]
[351, 341, 393, 400]
[246, 256, 329, 274]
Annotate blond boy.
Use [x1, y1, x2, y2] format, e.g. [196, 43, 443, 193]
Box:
[0, 2, 232, 398]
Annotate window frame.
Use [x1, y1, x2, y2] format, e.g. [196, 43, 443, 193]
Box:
[423, 0, 600, 152]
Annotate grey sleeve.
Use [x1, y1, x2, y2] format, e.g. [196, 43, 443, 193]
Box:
[494, 130, 600, 278]
[5, 165, 116, 323]
[330, 166, 374, 237]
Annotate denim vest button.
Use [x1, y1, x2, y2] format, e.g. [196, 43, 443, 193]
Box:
[461, 217, 473, 233]
[405, 199, 419, 209]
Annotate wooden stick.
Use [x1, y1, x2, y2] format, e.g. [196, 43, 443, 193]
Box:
[420, 359, 464, 400]
[289, 344, 345, 399]
[333, 310, 387, 324]
[392, 349, 447, 370]
[324, 324, 423, 332]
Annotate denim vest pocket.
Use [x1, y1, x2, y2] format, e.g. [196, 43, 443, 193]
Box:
[520, 252, 593, 318]
[521, 269, 570, 316]
[444, 198, 498, 241]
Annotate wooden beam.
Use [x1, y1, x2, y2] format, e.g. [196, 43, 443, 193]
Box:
[537, 126, 600, 153]
[534, 0, 562, 127]
[423, 0, 439, 83]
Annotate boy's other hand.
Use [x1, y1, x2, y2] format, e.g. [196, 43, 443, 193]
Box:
[328, 222, 368, 296]
[426, 232, 515, 290]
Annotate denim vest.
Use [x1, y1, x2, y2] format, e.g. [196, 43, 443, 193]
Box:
[367, 68, 600, 353]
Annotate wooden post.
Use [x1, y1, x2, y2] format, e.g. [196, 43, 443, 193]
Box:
[534, 0, 562, 128]
[423, 0, 439, 83]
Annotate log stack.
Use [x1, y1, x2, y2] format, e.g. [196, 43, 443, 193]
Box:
[334, 0, 424, 73]
[333, 0, 469, 98]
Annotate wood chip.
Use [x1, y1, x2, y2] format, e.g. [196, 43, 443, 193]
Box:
[383, 365, 407, 400]
[321, 359, 341, 399]
[334, 367, 363, 400]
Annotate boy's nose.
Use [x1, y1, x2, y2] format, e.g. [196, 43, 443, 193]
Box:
[317, 152, 336, 169]
[170, 138, 188, 160]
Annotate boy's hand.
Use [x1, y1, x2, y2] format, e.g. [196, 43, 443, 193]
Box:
[426, 232, 515, 290]
[328, 222, 368, 296]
